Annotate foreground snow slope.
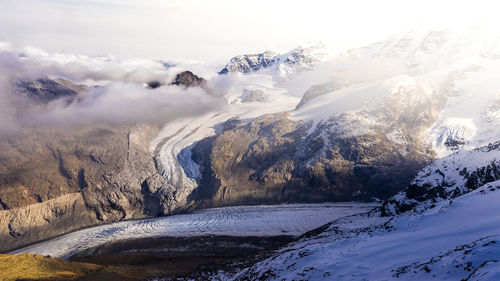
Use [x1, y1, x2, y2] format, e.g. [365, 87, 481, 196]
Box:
[225, 180, 500, 281]
[11, 202, 377, 259]
[384, 140, 500, 215]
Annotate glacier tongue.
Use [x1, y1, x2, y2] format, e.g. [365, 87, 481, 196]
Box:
[11, 202, 377, 259]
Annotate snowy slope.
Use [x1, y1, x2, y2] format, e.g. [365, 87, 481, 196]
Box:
[223, 180, 500, 281]
[219, 42, 333, 80]
[11, 202, 377, 259]
[287, 27, 500, 157]
[383, 140, 500, 215]
[362, 27, 500, 156]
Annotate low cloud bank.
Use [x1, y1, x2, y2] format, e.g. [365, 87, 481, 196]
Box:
[27, 83, 222, 127]
[0, 43, 223, 130]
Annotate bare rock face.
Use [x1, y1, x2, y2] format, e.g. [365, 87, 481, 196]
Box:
[0, 193, 98, 252]
[0, 123, 182, 252]
[295, 80, 348, 110]
[0, 76, 189, 252]
[189, 114, 302, 206]
[170, 71, 206, 88]
[189, 78, 442, 207]
[189, 114, 430, 208]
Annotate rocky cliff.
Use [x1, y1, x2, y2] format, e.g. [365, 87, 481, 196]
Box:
[0, 193, 97, 251]
[189, 111, 435, 208]
[0, 122, 186, 252]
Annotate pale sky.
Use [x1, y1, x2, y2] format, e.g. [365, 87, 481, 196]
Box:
[0, 0, 498, 62]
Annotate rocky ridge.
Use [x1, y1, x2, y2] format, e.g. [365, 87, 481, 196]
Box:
[219, 42, 331, 79]
[383, 140, 500, 215]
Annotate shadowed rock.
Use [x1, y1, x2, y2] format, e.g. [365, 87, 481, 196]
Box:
[146, 81, 163, 89]
[170, 71, 206, 88]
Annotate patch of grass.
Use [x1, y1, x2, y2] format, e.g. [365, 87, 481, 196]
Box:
[0, 253, 104, 281]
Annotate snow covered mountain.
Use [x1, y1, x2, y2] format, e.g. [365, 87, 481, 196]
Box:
[218, 42, 332, 80]
[3, 26, 500, 258]
[146, 26, 500, 212]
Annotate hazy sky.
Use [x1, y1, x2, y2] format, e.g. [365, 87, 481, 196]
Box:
[0, 0, 497, 62]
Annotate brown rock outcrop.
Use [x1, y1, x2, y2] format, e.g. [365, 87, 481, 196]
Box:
[0, 193, 97, 251]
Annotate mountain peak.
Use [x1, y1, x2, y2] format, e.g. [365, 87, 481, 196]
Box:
[357, 26, 500, 72]
[218, 42, 332, 77]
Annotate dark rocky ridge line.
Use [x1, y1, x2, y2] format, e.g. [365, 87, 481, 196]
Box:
[146, 71, 207, 90]
[219, 50, 277, 74]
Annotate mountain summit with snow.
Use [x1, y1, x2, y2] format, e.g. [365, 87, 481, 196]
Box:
[219, 42, 332, 80]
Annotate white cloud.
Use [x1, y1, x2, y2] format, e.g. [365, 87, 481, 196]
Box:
[1, 0, 499, 62]
[0, 43, 223, 130]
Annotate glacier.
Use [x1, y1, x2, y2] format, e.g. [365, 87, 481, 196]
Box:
[10, 202, 377, 259]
